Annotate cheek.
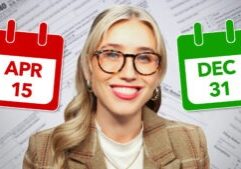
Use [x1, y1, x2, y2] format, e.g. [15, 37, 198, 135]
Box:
[90, 59, 111, 93]
[143, 74, 161, 89]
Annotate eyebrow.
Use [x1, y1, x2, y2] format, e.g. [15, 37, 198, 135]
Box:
[99, 43, 156, 53]
[100, 43, 122, 50]
[137, 47, 155, 53]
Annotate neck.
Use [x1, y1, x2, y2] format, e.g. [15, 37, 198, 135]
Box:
[95, 106, 143, 143]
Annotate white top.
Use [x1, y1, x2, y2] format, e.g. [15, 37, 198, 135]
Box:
[95, 121, 144, 169]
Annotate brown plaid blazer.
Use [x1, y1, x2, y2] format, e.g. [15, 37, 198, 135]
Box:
[23, 107, 210, 169]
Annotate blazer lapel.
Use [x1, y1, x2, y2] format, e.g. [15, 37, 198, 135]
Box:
[143, 107, 180, 169]
[68, 118, 107, 169]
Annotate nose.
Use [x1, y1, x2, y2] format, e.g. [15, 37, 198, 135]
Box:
[119, 57, 137, 81]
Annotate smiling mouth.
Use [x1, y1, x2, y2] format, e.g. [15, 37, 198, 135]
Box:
[110, 85, 142, 100]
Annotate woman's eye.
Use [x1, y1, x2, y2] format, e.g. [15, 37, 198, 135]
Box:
[137, 54, 152, 63]
[105, 52, 120, 59]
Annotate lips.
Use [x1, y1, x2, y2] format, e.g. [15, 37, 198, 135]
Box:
[110, 84, 143, 100]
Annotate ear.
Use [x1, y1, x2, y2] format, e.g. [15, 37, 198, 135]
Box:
[154, 73, 162, 88]
[83, 57, 93, 82]
[157, 70, 165, 85]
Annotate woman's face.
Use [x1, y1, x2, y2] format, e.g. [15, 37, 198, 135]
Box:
[90, 19, 161, 116]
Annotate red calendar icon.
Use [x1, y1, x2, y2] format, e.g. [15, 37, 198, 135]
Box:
[0, 20, 64, 111]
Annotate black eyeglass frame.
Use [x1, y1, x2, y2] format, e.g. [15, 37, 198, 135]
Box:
[94, 49, 162, 76]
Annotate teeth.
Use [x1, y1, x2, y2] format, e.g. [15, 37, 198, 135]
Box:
[112, 87, 138, 95]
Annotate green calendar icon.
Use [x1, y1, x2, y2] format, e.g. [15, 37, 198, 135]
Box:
[178, 20, 241, 111]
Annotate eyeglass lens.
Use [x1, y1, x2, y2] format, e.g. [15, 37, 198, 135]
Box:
[97, 50, 160, 75]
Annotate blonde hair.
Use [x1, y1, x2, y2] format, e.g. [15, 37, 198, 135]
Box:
[51, 5, 167, 168]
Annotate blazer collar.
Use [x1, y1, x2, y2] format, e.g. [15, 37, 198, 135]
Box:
[68, 107, 179, 169]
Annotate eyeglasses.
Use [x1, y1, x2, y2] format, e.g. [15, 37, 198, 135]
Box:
[94, 49, 161, 75]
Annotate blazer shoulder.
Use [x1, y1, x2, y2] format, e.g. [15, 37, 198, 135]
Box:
[163, 118, 206, 149]
[162, 118, 209, 168]
[164, 118, 200, 130]
[31, 127, 55, 154]
[32, 127, 55, 138]
[23, 128, 55, 169]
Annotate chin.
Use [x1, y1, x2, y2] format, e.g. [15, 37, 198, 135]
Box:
[107, 101, 144, 117]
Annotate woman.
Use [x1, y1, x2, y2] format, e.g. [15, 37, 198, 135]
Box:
[23, 5, 209, 169]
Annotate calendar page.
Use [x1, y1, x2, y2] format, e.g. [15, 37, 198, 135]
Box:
[0, 20, 63, 111]
[185, 55, 241, 104]
[178, 20, 241, 111]
[0, 55, 56, 103]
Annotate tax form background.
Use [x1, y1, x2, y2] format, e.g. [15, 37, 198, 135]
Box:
[0, 0, 240, 168]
